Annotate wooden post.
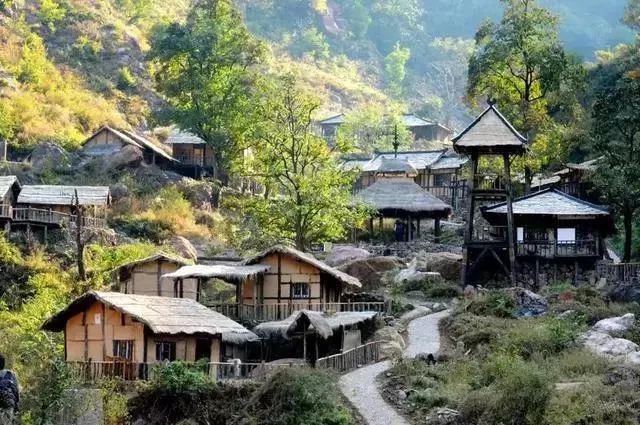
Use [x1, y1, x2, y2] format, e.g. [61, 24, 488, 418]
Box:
[462, 153, 478, 285]
[303, 329, 307, 361]
[378, 216, 383, 232]
[416, 218, 421, 238]
[503, 153, 517, 286]
[434, 217, 441, 243]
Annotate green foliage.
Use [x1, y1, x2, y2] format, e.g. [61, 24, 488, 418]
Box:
[101, 378, 130, 425]
[466, 290, 517, 318]
[37, 0, 66, 31]
[336, 104, 411, 153]
[84, 242, 160, 289]
[148, 0, 266, 176]
[231, 76, 369, 250]
[110, 217, 173, 243]
[384, 43, 410, 97]
[402, 277, 462, 299]
[20, 359, 76, 425]
[150, 361, 211, 393]
[289, 27, 330, 61]
[117, 66, 137, 90]
[242, 368, 354, 425]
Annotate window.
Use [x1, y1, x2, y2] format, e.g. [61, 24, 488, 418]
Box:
[112, 340, 134, 360]
[292, 283, 310, 299]
[434, 174, 449, 187]
[557, 228, 576, 243]
[155, 341, 176, 361]
[517, 227, 524, 242]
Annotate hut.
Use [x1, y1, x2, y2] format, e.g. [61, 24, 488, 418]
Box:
[355, 157, 452, 242]
[162, 245, 366, 322]
[253, 310, 378, 363]
[481, 188, 613, 286]
[0, 176, 20, 226]
[42, 291, 258, 372]
[115, 254, 194, 299]
[165, 129, 215, 178]
[82, 126, 176, 166]
[14, 185, 111, 230]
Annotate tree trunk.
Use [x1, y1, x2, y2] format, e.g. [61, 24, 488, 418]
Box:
[624, 203, 634, 262]
[524, 166, 532, 194]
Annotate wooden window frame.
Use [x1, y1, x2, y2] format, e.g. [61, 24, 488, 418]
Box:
[155, 341, 177, 361]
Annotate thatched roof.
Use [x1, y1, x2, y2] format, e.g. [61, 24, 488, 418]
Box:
[18, 185, 111, 206]
[363, 150, 445, 172]
[429, 151, 469, 170]
[42, 291, 258, 344]
[120, 129, 176, 162]
[114, 254, 192, 274]
[244, 245, 362, 288]
[355, 178, 452, 217]
[484, 188, 610, 217]
[0, 175, 20, 198]
[318, 114, 345, 126]
[376, 157, 418, 176]
[162, 264, 271, 284]
[165, 129, 207, 145]
[253, 310, 378, 340]
[453, 104, 527, 154]
[84, 126, 176, 162]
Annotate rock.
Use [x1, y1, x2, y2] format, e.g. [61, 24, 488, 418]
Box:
[109, 182, 129, 201]
[582, 330, 639, 358]
[604, 365, 640, 386]
[608, 284, 640, 303]
[557, 310, 576, 320]
[178, 180, 216, 211]
[374, 327, 406, 359]
[169, 236, 198, 262]
[425, 407, 462, 425]
[430, 303, 447, 313]
[505, 287, 548, 317]
[30, 142, 69, 171]
[418, 252, 463, 281]
[463, 285, 477, 299]
[325, 245, 370, 267]
[405, 290, 426, 299]
[395, 259, 443, 285]
[399, 306, 432, 324]
[396, 390, 407, 401]
[105, 144, 143, 169]
[592, 314, 635, 337]
[339, 256, 405, 291]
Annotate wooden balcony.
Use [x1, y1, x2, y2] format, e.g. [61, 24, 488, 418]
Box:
[204, 301, 388, 323]
[598, 262, 640, 283]
[468, 225, 509, 246]
[516, 240, 598, 258]
[0, 205, 107, 229]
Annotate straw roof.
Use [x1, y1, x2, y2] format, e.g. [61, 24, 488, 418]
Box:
[253, 310, 378, 340]
[453, 104, 527, 153]
[363, 150, 445, 172]
[84, 126, 176, 162]
[42, 291, 258, 344]
[165, 129, 207, 145]
[484, 188, 610, 217]
[376, 157, 418, 176]
[0, 175, 20, 198]
[18, 185, 111, 206]
[114, 254, 192, 274]
[162, 264, 271, 284]
[355, 178, 452, 217]
[120, 129, 176, 162]
[429, 151, 469, 170]
[244, 245, 362, 288]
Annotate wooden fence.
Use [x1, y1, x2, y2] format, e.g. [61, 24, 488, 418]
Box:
[0, 205, 107, 229]
[599, 262, 640, 283]
[316, 341, 381, 373]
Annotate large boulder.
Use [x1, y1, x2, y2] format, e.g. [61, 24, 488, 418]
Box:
[425, 408, 463, 425]
[178, 180, 217, 211]
[374, 327, 406, 359]
[105, 145, 143, 169]
[505, 287, 548, 317]
[170, 236, 198, 262]
[592, 314, 635, 338]
[338, 256, 405, 291]
[325, 246, 370, 267]
[418, 252, 463, 282]
[30, 142, 69, 171]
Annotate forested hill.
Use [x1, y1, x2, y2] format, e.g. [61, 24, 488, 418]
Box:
[0, 0, 635, 150]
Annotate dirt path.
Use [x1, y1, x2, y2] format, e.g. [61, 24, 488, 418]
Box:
[339, 310, 450, 425]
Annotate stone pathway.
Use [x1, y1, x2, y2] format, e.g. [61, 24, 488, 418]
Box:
[339, 309, 450, 425]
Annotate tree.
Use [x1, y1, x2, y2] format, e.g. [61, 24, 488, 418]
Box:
[148, 0, 266, 180]
[233, 76, 367, 250]
[384, 43, 411, 98]
[467, 0, 585, 192]
[624, 0, 640, 31]
[590, 44, 640, 261]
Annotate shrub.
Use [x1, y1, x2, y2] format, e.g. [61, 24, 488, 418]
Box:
[466, 290, 517, 318]
[403, 278, 461, 299]
[117, 67, 137, 90]
[110, 216, 173, 243]
[100, 378, 129, 425]
[150, 361, 211, 393]
[502, 318, 583, 359]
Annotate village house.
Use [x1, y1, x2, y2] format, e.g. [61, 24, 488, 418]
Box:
[318, 113, 454, 146]
[83, 126, 176, 167]
[528, 157, 601, 201]
[161, 245, 379, 322]
[0, 176, 21, 229]
[355, 157, 452, 242]
[115, 254, 195, 299]
[343, 149, 468, 209]
[253, 310, 378, 364]
[481, 188, 614, 287]
[164, 129, 215, 179]
[42, 291, 257, 379]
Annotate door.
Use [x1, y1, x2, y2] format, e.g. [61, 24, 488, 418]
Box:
[195, 338, 212, 362]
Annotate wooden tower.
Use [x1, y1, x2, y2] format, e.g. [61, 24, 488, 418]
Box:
[452, 102, 527, 286]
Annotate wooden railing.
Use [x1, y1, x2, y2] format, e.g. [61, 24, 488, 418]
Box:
[599, 262, 640, 283]
[0, 205, 107, 229]
[516, 240, 598, 258]
[66, 360, 302, 384]
[473, 174, 505, 192]
[205, 301, 387, 322]
[469, 226, 508, 243]
[316, 341, 381, 373]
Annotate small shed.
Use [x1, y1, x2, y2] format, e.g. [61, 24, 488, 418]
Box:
[115, 254, 194, 299]
[253, 310, 378, 362]
[0, 175, 20, 219]
[17, 185, 110, 217]
[355, 157, 452, 242]
[165, 129, 215, 178]
[83, 126, 176, 166]
[42, 291, 258, 365]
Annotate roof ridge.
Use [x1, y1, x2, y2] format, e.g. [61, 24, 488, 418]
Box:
[452, 104, 528, 144]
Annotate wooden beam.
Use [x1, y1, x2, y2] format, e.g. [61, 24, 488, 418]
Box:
[489, 248, 511, 278]
[434, 218, 441, 243]
[503, 153, 517, 286]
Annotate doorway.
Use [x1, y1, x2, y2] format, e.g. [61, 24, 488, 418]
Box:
[195, 338, 212, 362]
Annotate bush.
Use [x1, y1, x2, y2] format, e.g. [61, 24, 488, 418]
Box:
[403, 278, 461, 299]
[100, 378, 129, 425]
[150, 361, 211, 393]
[117, 67, 137, 90]
[466, 290, 517, 318]
[502, 318, 583, 360]
[111, 216, 173, 242]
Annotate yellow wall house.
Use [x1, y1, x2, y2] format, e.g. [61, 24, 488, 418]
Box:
[42, 291, 257, 365]
[116, 254, 197, 299]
